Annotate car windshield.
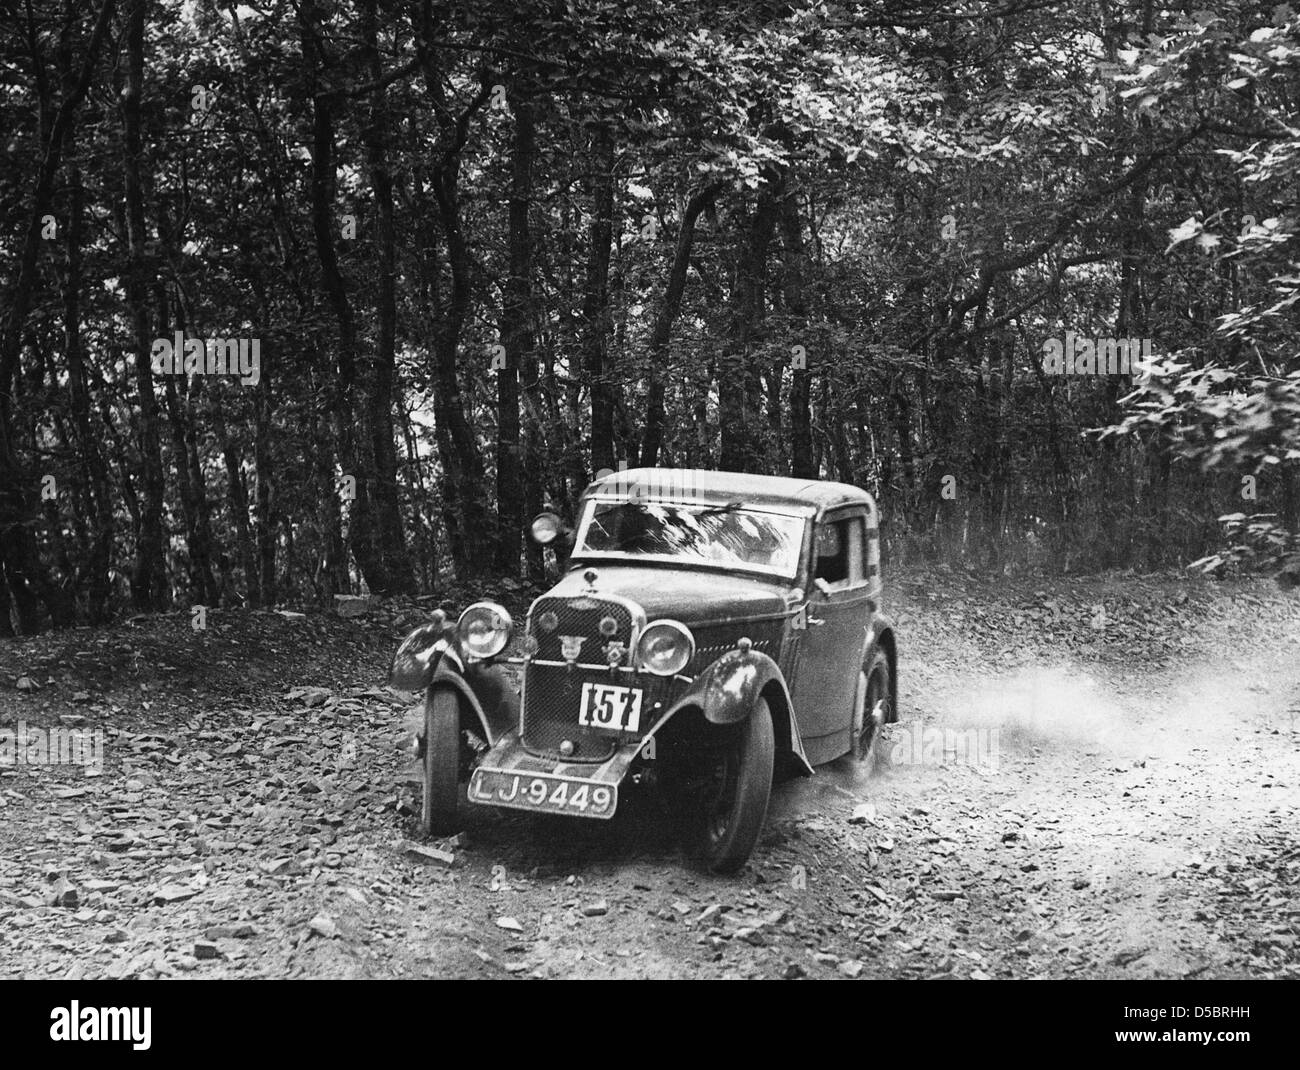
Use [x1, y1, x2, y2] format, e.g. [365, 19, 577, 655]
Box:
[573, 499, 806, 578]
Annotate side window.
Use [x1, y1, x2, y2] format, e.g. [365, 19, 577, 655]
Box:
[862, 503, 876, 586]
[814, 516, 865, 590]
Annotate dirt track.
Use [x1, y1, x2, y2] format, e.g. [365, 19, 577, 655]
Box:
[2, 570, 1297, 979]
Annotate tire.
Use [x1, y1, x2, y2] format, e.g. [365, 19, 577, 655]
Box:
[853, 648, 893, 761]
[420, 687, 462, 836]
[681, 698, 775, 875]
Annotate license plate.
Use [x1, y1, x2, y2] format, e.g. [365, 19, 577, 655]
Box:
[578, 682, 644, 732]
[468, 768, 617, 818]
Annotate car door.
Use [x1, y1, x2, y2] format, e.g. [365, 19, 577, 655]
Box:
[788, 508, 873, 764]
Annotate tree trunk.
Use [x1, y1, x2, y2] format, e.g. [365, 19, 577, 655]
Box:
[210, 384, 259, 607]
[583, 124, 617, 475]
[254, 374, 277, 605]
[121, 0, 168, 611]
[63, 166, 114, 622]
[298, 1, 387, 594]
[496, 85, 536, 575]
[154, 276, 220, 607]
[720, 176, 780, 472]
[415, 48, 495, 579]
[361, 0, 415, 594]
[779, 187, 813, 478]
[641, 181, 722, 467]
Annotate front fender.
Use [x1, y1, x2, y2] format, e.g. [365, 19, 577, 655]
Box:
[390, 615, 517, 745]
[388, 614, 455, 692]
[427, 658, 517, 748]
[662, 648, 813, 776]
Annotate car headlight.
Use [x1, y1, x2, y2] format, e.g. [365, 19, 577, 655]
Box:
[457, 602, 513, 660]
[636, 620, 694, 677]
[529, 511, 564, 545]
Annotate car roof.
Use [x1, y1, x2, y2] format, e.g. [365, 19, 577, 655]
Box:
[583, 467, 874, 512]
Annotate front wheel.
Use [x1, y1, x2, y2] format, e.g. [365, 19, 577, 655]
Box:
[420, 687, 462, 836]
[680, 698, 775, 875]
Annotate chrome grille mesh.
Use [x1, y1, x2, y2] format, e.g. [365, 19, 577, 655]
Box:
[522, 596, 637, 762]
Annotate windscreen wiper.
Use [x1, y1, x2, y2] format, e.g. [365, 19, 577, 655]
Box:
[696, 500, 745, 517]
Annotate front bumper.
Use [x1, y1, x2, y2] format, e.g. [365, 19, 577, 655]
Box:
[467, 732, 646, 819]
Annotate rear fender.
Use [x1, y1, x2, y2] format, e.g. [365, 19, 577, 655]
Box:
[865, 612, 898, 722]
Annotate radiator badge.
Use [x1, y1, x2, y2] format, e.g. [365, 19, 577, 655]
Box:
[559, 635, 585, 663]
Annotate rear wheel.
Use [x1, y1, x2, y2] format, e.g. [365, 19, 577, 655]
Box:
[420, 688, 462, 836]
[852, 649, 892, 761]
[681, 699, 775, 875]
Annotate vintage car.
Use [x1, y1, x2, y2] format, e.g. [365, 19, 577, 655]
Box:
[388, 468, 898, 873]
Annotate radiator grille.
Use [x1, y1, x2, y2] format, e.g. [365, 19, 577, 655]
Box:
[522, 596, 639, 762]
[519, 599, 788, 761]
[527, 595, 633, 662]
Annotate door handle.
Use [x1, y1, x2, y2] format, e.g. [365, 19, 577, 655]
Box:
[806, 615, 825, 626]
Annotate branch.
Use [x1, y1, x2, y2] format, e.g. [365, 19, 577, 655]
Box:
[938, 123, 1209, 339]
